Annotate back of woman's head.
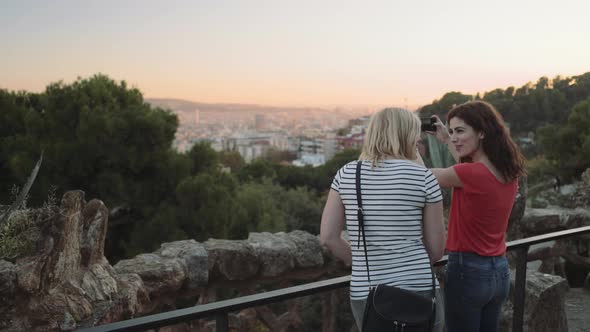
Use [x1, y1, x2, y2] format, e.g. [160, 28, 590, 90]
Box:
[448, 100, 525, 181]
[360, 108, 421, 166]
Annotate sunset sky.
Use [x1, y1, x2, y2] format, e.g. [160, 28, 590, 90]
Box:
[2, 0, 589, 109]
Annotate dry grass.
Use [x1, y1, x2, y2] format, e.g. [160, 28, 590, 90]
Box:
[0, 186, 58, 262]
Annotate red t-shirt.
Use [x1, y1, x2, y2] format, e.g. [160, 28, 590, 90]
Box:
[446, 162, 518, 256]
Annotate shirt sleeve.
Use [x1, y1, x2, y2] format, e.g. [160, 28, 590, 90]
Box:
[425, 169, 443, 203]
[330, 167, 343, 192]
[452, 162, 479, 190]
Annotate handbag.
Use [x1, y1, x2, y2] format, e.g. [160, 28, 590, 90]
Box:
[355, 161, 436, 332]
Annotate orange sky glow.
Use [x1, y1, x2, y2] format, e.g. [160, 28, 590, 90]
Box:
[2, 0, 589, 109]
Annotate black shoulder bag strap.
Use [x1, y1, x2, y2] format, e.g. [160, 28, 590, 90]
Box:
[355, 161, 436, 296]
[356, 160, 372, 287]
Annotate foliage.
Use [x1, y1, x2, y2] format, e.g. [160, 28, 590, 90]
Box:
[418, 73, 590, 136]
[187, 141, 219, 174]
[0, 151, 43, 228]
[279, 186, 325, 234]
[314, 149, 360, 192]
[418, 92, 472, 120]
[237, 159, 277, 183]
[0, 75, 180, 208]
[417, 72, 590, 182]
[123, 203, 188, 257]
[526, 155, 558, 186]
[274, 164, 317, 190]
[218, 150, 245, 172]
[0, 186, 58, 261]
[537, 96, 590, 180]
[235, 180, 286, 234]
[262, 148, 297, 164]
[0, 75, 191, 260]
[0, 209, 40, 261]
[5, 72, 590, 262]
[321, 148, 360, 175]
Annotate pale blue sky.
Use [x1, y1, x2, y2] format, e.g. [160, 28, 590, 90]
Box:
[1, 0, 589, 107]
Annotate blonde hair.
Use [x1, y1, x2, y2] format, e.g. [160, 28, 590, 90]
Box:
[359, 108, 421, 166]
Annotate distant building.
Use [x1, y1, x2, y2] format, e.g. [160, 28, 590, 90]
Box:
[173, 137, 214, 153]
[299, 138, 323, 155]
[350, 124, 365, 135]
[292, 154, 325, 167]
[193, 109, 200, 125]
[268, 131, 289, 150]
[209, 138, 224, 151]
[338, 133, 364, 150]
[334, 115, 368, 151]
[255, 114, 266, 131]
[223, 130, 289, 163]
[238, 141, 270, 163]
[291, 135, 337, 167]
[347, 115, 370, 128]
[287, 136, 301, 152]
[320, 132, 338, 161]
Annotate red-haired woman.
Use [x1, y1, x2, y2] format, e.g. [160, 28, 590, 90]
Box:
[427, 101, 526, 332]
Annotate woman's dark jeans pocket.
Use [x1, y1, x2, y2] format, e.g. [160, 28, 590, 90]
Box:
[444, 253, 509, 332]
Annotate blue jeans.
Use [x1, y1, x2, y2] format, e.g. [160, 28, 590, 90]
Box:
[445, 252, 510, 332]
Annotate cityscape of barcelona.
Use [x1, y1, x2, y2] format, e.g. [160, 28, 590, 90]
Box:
[2, 0, 590, 331]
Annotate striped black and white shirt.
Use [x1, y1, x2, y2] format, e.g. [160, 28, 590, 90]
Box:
[331, 159, 443, 300]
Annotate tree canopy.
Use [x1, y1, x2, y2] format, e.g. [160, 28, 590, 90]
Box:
[4, 72, 590, 262]
[418, 73, 590, 135]
[0, 75, 351, 261]
[537, 96, 590, 179]
[0, 75, 181, 208]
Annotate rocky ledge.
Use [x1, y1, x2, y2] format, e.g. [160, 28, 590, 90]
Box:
[0, 191, 339, 331]
[1, 188, 588, 331]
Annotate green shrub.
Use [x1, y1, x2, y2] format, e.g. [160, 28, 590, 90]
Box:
[526, 156, 557, 186]
[0, 187, 58, 261]
[0, 209, 40, 261]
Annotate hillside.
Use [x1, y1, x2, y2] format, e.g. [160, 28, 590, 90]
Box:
[145, 98, 365, 116]
[145, 98, 371, 129]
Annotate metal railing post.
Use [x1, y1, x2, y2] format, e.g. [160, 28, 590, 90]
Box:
[216, 313, 228, 332]
[512, 246, 528, 332]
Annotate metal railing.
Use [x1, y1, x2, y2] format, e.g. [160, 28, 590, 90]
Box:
[79, 225, 590, 332]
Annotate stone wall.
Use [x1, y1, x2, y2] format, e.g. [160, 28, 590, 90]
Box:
[0, 191, 348, 331]
[1, 185, 588, 331]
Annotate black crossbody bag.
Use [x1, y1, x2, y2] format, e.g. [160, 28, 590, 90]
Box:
[356, 161, 436, 332]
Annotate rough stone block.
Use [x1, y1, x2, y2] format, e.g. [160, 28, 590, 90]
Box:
[114, 253, 186, 297]
[248, 232, 296, 277]
[156, 240, 208, 289]
[204, 239, 259, 281]
[0, 260, 16, 298]
[277, 230, 324, 268]
[501, 271, 569, 332]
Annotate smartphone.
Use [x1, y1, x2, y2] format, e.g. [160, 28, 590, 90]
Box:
[421, 118, 437, 132]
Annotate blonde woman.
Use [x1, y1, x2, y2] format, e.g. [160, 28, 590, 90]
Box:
[320, 108, 446, 331]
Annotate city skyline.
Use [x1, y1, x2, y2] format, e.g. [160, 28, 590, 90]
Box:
[2, 0, 590, 108]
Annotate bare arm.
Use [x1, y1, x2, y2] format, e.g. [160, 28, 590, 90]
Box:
[431, 167, 463, 188]
[320, 189, 352, 266]
[422, 201, 445, 263]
